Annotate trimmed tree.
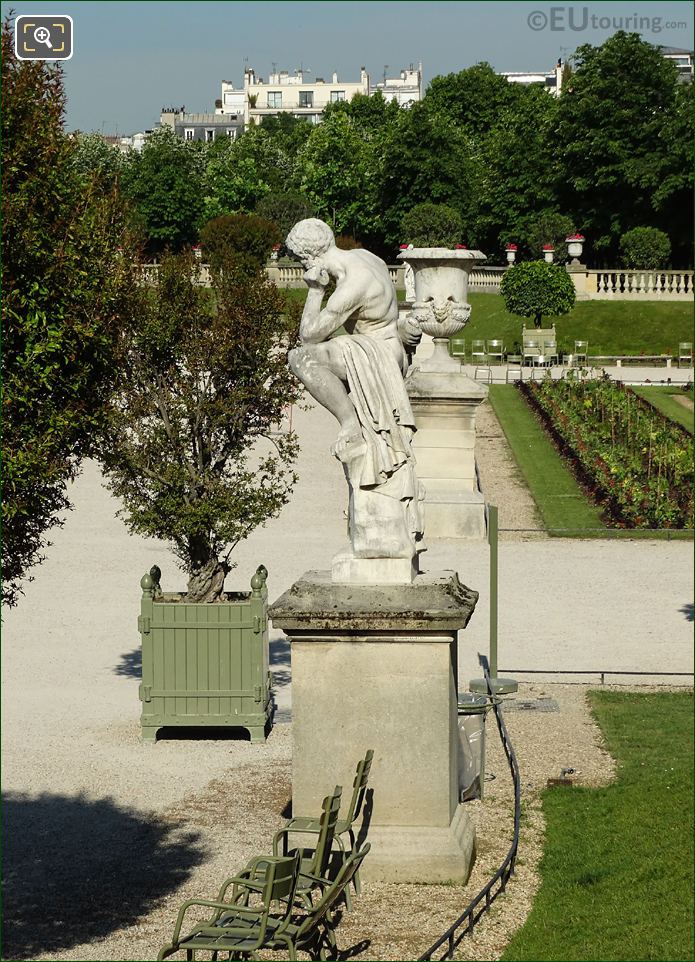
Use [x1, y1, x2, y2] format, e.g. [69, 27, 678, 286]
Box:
[199, 213, 281, 274]
[2, 16, 131, 606]
[400, 202, 464, 248]
[97, 253, 301, 602]
[619, 227, 671, 269]
[500, 260, 576, 328]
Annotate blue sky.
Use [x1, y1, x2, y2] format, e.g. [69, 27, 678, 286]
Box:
[4, 0, 693, 133]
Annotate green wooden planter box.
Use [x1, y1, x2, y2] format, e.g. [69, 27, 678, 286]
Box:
[138, 564, 272, 743]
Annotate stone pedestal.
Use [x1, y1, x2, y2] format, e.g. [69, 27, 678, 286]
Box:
[406, 364, 488, 540]
[269, 570, 479, 883]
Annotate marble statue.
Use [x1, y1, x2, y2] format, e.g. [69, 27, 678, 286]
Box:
[286, 219, 423, 577]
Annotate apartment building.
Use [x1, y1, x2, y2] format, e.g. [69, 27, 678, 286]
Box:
[218, 64, 422, 126]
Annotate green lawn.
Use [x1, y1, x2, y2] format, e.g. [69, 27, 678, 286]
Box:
[502, 690, 694, 962]
[464, 294, 692, 358]
[488, 384, 605, 533]
[632, 386, 694, 434]
[284, 288, 691, 356]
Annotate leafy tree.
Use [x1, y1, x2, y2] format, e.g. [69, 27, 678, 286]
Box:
[400, 202, 463, 247]
[254, 191, 314, 240]
[649, 81, 693, 266]
[72, 130, 124, 188]
[98, 254, 302, 603]
[121, 127, 205, 252]
[619, 227, 671, 269]
[199, 213, 281, 273]
[469, 86, 559, 259]
[500, 261, 576, 328]
[296, 110, 382, 241]
[424, 63, 522, 135]
[380, 101, 475, 249]
[2, 17, 131, 605]
[553, 32, 684, 262]
[516, 211, 576, 264]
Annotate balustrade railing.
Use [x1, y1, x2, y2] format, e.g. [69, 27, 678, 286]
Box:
[138, 263, 694, 301]
[469, 267, 506, 292]
[590, 269, 693, 299]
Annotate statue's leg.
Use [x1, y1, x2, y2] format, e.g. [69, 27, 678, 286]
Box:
[289, 343, 364, 459]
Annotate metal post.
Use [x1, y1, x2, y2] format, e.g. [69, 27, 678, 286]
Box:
[488, 504, 498, 680]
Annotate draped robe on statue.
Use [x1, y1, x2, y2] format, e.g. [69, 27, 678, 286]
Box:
[333, 330, 424, 558]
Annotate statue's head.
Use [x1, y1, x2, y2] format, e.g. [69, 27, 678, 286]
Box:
[285, 218, 335, 266]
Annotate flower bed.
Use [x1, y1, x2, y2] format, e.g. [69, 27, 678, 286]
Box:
[519, 376, 694, 529]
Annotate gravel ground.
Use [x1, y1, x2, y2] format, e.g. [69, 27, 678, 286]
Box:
[3, 400, 692, 961]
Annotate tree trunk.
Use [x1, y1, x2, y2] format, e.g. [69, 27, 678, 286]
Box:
[187, 559, 229, 602]
[187, 537, 230, 602]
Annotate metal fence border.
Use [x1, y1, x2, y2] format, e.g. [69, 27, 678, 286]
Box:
[418, 654, 521, 961]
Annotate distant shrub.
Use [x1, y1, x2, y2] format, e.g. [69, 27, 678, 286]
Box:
[500, 260, 576, 328]
[200, 213, 281, 274]
[400, 203, 463, 248]
[620, 227, 671, 269]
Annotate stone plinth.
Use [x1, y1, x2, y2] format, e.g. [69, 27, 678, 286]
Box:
[269, 570, 479, 882]
[406, 366, 488, 539]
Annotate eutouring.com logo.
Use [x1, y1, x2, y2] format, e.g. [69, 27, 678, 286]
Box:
[527, 7, 689, 33]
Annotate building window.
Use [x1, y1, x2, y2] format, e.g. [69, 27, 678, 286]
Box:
[267, 91, 282, 108]
[299, 90, 314, 108]
[184, 128, 194, 140]
[226, 129, 236, 138]
[205, 129, 215, 142]
[330, 90, 346, 102]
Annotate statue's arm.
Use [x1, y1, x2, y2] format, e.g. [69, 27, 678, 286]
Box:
[300, 283, 360, 345]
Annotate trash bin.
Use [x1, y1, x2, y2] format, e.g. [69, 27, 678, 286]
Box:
[457, 693, 489, 801]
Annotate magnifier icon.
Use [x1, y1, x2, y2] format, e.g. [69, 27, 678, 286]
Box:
[34, 26, 53, 48]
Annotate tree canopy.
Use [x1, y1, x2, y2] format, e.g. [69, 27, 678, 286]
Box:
[2, 17, 132, 605]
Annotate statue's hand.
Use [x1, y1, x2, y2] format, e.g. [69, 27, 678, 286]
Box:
[304, 266, 330, 289]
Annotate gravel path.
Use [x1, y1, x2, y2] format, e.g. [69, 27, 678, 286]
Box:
[3, 400, 692, 961]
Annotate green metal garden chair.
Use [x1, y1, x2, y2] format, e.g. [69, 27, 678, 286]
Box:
[283, 749, 374, 903]
[156, 851, 300, 960]
[244, 785, 343, 909]
[265, 843, 372, 960]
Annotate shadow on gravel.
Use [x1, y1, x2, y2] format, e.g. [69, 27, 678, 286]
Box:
[113, 647, 142, 677]
[3, 791, 204, 959]
[681, 602, 694, 622]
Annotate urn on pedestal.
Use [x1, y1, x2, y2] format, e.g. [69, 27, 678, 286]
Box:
[398, 247, 489, 539]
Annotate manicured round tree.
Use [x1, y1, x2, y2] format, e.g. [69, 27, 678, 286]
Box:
[619, 227, 671, 269]
[500, 260, 576, 328]
[400, 203, 464, 248]
[199, 213, 281, 274]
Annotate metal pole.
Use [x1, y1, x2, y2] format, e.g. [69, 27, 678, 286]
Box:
[488, 504, 498, 679]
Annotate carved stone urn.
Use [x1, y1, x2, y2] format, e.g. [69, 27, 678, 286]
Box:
[397, 247, 489, 540]
[397, 248, 486, 372]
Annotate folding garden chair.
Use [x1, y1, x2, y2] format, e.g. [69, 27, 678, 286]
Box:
[486, 339, 505, 364]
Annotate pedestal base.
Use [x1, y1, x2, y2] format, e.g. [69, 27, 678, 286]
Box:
[424, 487, 487, 539]
[331, 549, 419, 584]
[361, 803, 476, 883]
[269, 570, 479, 883]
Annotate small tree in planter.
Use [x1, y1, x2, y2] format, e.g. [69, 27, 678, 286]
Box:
[99, 253, 302, 741]
[99, 251, 301, 602]
[500, 260, 576, 329]
[400, 202, 464, 248]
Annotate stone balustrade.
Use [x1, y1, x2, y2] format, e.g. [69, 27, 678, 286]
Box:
[138, 262, 694, 301]
[588, 269, 693, 300]
[469, 267, 506, 292]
